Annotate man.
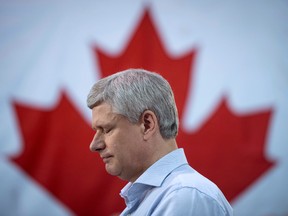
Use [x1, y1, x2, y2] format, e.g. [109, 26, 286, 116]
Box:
[87, 68, 233, 215]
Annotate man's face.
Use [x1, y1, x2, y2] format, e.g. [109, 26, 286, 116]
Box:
[90, 102, 148, 182]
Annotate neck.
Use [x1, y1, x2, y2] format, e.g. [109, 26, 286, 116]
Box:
[149, 137, 178, 168]
[126, 137, 178, 183]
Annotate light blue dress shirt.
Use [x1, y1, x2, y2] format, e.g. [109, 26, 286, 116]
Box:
[120, 148, 233, 216]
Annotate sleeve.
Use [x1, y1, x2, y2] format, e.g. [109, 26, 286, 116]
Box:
[151, 187, 229, 216]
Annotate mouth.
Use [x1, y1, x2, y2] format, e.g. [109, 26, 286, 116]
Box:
[101, 155, 113, 163]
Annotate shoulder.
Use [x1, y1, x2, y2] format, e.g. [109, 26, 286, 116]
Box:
[165, 165, 217, 192]
[152, 186, 232, 216]
[159, 165, 233, 215]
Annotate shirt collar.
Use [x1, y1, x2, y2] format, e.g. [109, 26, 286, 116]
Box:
[120, 148, 188, 209]
[135, 148, 188, 187]
[121, 148, 188, 193]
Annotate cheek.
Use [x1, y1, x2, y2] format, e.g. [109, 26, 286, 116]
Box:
[106, 133, 125, 155]
[108, 127, 142, 159]
[110, 138, 133, 161]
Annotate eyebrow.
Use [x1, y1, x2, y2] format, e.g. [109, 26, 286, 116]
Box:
[93, 122, 113, 130]
[92, 115, 121, 131]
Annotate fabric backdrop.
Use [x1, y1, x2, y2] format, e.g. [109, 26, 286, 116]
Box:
[0, 0, 287, 215]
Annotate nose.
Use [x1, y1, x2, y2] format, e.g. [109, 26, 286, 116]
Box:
[90, 133, 105, 152]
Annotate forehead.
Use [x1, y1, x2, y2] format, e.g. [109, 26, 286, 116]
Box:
[91, 103, 120, 126]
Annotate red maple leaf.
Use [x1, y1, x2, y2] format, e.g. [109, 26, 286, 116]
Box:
[93, 10, 275, 201]
[11, 93, 125, 215]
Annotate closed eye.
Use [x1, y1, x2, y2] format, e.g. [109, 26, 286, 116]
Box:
[104, 128, 112, 134]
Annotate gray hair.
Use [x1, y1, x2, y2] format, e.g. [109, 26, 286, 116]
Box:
[87, 68, 179, 139]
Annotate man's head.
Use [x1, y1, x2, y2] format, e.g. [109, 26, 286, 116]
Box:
[87, 69, 179, 182]
[87, 68, 179, 139]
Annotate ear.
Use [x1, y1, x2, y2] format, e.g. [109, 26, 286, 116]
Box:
[141, 110, 158, 141]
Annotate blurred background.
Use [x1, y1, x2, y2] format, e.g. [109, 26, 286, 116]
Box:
[0, 0, 287, 215]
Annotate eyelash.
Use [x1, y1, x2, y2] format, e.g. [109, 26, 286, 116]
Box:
[95, 127, 112, 136]
[104, 128, 111, 134]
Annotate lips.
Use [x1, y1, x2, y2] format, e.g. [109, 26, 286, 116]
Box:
[100, 154, 113, 163]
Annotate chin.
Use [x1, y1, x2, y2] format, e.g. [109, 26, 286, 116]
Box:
[105, 165, 120, 177]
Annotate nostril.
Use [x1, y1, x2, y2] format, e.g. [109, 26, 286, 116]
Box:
[95, 147, 103, 152]
[90, 146, 101, 152]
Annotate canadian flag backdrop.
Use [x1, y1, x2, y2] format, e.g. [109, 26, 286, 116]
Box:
[0, 0, 287, 215]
